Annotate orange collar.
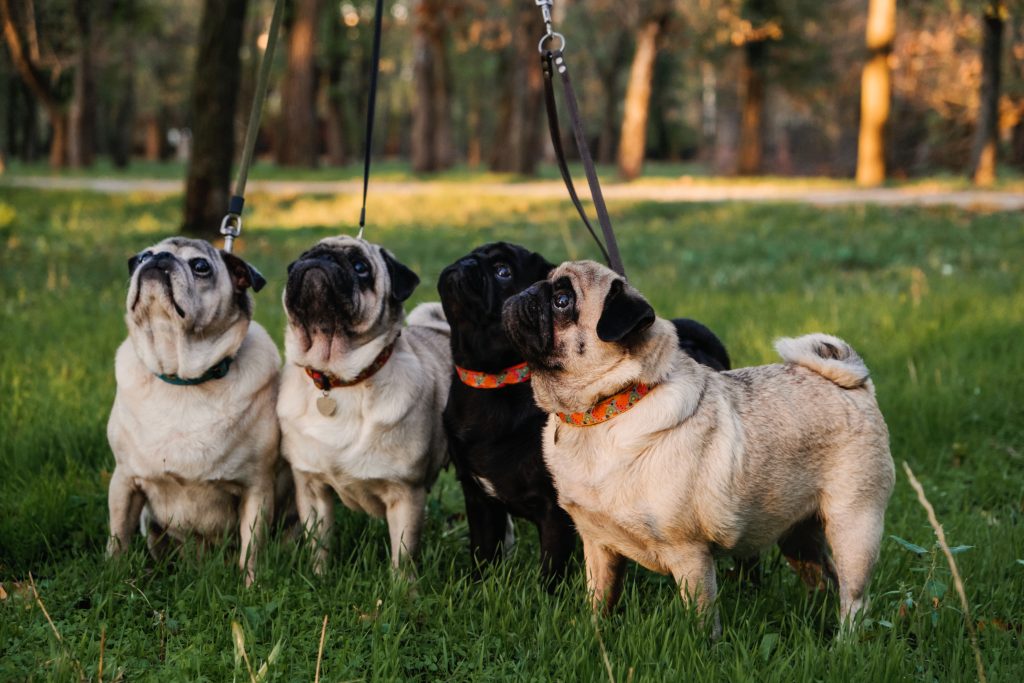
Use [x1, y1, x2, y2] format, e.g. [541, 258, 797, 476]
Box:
[558, 383, 652, 427]
[455, 361, 532, 389]
[305, 338, 397, 390]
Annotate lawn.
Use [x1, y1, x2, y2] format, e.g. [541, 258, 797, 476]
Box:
[0, 186, 1022, 681]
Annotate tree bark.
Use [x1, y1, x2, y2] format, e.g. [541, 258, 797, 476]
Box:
[411, 0, 455, 173]
[617, 18, 664, 180]
[183, 0, 249, 236]
[738, 38, 767, 174]
[969, 2, 1004, 186]
[488, 1, 544, 175]
[855, 0, 896, 187]
[323, 9, 346, 167]
[0, 0, 67, 167]
[276, 0, 320, 167]
[68, 0, 96, 168]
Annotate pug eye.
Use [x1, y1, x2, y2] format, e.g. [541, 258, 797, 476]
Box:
[352, 258, 371, 278]
[553, 291, 574, 310]
[190, 258, 212, 277]
[494, 263, 512, 280]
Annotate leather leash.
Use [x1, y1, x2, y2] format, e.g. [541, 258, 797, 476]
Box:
[220, 0, 285, 253]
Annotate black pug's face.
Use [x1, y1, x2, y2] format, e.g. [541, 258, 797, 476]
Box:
[283, 236, 419, 357]
[438, 242, 554, 325]
[437, 242, 553, 364]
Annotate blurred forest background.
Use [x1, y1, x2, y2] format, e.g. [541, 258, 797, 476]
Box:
[2, 0, 1023, 232]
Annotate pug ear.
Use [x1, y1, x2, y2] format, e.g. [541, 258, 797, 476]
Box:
[220, 251, 267, 293]
[381, 249, 420, 302]
[528, 250, 556, 278]
[597, 279, 655, 343]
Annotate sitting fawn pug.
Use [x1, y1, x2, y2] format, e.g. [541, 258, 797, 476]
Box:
[106, 237, 280, 585]
[277, 236, 450, 574]
[502, 260, 894, 635]
[438, 242, 731, 591]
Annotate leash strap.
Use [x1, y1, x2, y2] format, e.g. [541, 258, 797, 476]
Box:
[358, 0, 385, 239]
[536, 4, 626, 278]
[541, 52, 611, 268]
[220, 0, 286, 252]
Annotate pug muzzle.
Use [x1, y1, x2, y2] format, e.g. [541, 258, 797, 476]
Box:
[501, 282, 555, 369]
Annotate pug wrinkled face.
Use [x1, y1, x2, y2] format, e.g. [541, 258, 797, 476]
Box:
[126, 237, 265, 332]
[284, 236, 419, 354]
[438, 242, 554, 328]
[502, 261, 661, 410]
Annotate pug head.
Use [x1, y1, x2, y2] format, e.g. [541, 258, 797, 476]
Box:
[283, 236, 419, 368]
[501, 260, 678, 414]
[438, 242, 553, 368]
[125, 237, 265, 378]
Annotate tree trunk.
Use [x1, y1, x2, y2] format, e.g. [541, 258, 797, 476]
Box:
[0, 0, 67, 167]
[276, 0, 320, 167]
[855, 0, 896, 187]
[323, 10, 346, 167]
[68, 0, 96, 168]
[183, 0, 249, 236]
[738, 38, 767, 174]
[969, 2, 1004, 186]
[597, 33, 628, 165]
[411, 0, 455, 173]
[617, 18, 664, 180]
[109, 2, 135, 170]
[488, 1, 544, 175]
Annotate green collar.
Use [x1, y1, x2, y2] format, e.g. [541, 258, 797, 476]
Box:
[156, 356, 234, 386]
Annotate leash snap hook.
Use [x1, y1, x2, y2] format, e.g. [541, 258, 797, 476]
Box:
[220, 213, 243, 253]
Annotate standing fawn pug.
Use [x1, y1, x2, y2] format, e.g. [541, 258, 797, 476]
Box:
[502, 260, 894, 635]
[277, 236, 450, 574]
[107, 238, 280, 585]
[438, 242, 731, 591]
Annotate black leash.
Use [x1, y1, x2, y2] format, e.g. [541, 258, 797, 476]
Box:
[536, 2, 626, 278]
[220, 0, 285, 253]
[357, 0, 385, 239]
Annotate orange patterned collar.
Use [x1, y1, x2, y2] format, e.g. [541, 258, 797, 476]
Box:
[557, 382, 652, 427]
[455, 361, 532, 389]
[305, 337, 397, 390]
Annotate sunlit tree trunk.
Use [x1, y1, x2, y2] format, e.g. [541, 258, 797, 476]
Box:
[1, 0, 67, 168]
[411, 0, 454, 173]
[856, 0, 896, 187]
[183, 0, 248, 236]
[68, 0, 95, 168]
[969, 1, 1004, 186]
[617, 16, 666, 181]
[277, 0, 320, 167]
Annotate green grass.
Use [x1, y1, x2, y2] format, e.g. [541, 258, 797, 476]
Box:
[1, 187, 1022, 681]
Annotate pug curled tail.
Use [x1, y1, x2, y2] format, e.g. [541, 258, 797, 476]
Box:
[774, 333, 873, 394]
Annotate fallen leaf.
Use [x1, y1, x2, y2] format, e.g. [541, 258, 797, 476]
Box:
[0, 584, 7, 600]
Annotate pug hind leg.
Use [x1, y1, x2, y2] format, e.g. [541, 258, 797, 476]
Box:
[582, 536, 626, 613]
[294, 471, 334, 575]
[822, 503, 885, 630]
[385, 487, 426, 574]
[107, 467, 145, 557]
[669, 545, 721, 639]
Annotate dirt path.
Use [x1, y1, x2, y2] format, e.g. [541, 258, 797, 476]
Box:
[4, 175, 1024, 210]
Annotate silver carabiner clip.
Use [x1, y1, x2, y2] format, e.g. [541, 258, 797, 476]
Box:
[220, 213, 243, 253]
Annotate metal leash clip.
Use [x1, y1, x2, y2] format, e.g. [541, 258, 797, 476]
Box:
[535, 0, 565, 54]
[220, 213, 242, 253]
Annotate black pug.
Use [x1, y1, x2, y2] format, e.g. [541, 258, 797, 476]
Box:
[438, 242, 730, 590]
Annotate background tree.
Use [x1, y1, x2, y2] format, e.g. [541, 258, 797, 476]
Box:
[182, 0, 248, 236]
[277, 0, 320, 167]
[969, 0, 1006, 185]
[617, 1, 672, 181]
[67, 0, 95, 167]
[856, 0, 896, 186]
[411, 0, 455, 173]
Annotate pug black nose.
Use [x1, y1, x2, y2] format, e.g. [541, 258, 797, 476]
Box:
[150, 252, 175, 267]
[459, 257, 478, 269]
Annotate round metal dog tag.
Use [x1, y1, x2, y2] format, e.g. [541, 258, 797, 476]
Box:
[316, 396, 337, 417]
